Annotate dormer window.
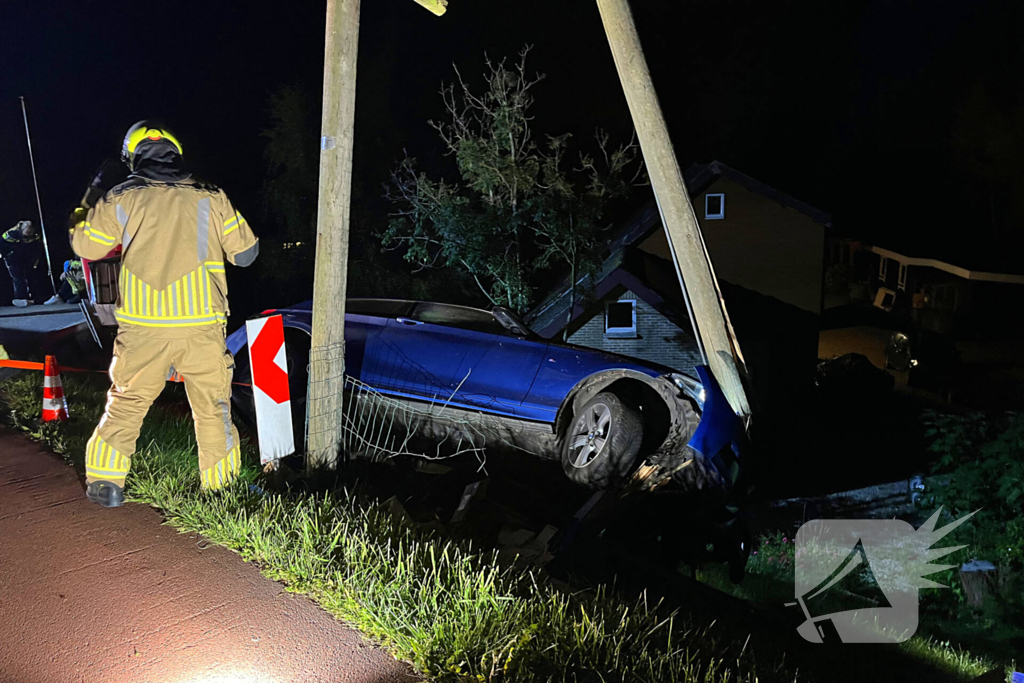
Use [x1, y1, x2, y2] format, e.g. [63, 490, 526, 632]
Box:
[605, 300, 637, 338]
[705, 193, 725, 220]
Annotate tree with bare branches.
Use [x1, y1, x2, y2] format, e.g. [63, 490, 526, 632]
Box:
[383, 47, 644, 318]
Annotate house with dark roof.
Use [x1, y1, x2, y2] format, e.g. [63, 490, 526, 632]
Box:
[527, 161, 832, 412]
[819, 237, 1024, 386]
[862, 245, 1024, 336]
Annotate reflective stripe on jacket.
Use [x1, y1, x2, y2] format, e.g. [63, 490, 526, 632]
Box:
[71, 177, 258, 331]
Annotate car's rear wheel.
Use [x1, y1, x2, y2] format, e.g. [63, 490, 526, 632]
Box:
[561, 392, 643, 489]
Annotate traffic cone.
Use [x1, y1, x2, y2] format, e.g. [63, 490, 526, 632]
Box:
[42, 355, 69, 422]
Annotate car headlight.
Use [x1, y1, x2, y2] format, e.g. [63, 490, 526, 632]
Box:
[668, 372, 705, 410]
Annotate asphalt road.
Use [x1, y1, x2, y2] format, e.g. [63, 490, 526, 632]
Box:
[0, 428, 419, 683]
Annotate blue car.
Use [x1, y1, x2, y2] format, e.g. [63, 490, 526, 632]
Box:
[227, 298, 745, 490]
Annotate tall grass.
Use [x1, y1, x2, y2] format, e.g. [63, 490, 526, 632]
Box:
[2, 373, 1010, 682]
[1, 373, 781, 682]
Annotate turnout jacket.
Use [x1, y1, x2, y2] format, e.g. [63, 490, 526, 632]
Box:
[1, 224, 42, 266]
[71, 177, 258, 332]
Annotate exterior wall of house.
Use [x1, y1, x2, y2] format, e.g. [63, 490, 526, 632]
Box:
[568, 290, 704, 374]
[824, 237, 874, 309]
[869, 253, 971, 335]
[866, 252, 1023, 337]
[638, 176, 826, 314]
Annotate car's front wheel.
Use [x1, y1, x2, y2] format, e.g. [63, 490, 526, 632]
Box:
[561, 392, 643, 489]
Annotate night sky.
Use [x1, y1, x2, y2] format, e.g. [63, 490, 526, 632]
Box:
[3, 0, 1020, 308]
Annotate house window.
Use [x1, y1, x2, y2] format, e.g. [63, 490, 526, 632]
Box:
[898, 264, 908, 291]
[879, 257, 889, 281]
[704, 193, 725, 220]
[605, 300, 637, 338]
[932, 284, 959, 311]
[873, 287, 897, 312]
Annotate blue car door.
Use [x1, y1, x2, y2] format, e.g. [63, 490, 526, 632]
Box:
[518, 344, 592, 419]
[373, 304, 473, 401]
[346, 299, 414, 389]
[452, 334, 549, 420]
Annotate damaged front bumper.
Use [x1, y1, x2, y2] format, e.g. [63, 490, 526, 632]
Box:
[639, 366, 748, 494]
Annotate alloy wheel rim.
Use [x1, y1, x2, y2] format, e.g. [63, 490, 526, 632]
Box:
[568, 402, 612, 469]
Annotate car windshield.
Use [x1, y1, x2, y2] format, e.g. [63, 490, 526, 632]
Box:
[412, 302, 508, 335]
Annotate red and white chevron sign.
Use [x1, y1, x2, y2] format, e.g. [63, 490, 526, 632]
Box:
[246, 315, 295, 463]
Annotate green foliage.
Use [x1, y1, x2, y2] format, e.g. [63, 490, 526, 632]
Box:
[922, 411, 1024, 570]
[698, 531, 1000, 680]
[384, 48, 643, 314]
[920, 411, 1024, 653]
[745, 530, 795, 580]
[258, 86, 477, 306]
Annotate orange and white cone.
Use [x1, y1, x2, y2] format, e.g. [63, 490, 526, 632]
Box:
[42, 355, 69, 422]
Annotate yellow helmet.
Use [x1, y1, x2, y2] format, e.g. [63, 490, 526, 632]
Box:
[121, 121, 184, 170]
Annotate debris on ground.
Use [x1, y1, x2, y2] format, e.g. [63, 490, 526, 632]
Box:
[382, 495, 412, 524]
[450, 479, 488, 523]
[767, 478, 924, 529]
[497, 524, 559, 565]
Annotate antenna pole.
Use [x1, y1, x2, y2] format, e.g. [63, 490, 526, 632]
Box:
[19, 97, 57, 296]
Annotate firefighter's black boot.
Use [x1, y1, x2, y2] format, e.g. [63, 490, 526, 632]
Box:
[85, 481, 124, 508]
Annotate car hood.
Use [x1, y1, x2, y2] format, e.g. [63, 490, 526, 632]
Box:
[542, 339, 681, 378]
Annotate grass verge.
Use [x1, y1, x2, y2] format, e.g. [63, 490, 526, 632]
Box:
[697, 533, 1012, 680]
[1, 372, 784, 683]
[1, 372, 1012, 682]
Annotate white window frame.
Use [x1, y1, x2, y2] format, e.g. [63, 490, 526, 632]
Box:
[879, 257, 889, 281]
[605, 300, 637, 339]
[704, 193, 725, 220]
[898, 263, 908, 291]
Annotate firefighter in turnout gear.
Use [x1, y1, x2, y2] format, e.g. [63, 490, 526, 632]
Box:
[71, 121, 259, 507]
[1, 220, 50, 307]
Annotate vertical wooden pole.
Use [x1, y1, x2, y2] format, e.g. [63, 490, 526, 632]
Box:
[308, 0, 361, 466]
[595, 0, 751, 418]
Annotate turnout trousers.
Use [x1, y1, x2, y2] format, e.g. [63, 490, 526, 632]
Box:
[85, 325, 241, 490]
[5, 259, 49, 302]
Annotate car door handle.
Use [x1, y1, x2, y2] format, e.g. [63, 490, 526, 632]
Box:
[395, 317, 423, 326]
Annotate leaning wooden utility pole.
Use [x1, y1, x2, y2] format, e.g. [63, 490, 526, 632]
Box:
[595, 0, 751, 418]
[412, 0, 448, 15]
[308, 0, 362, 467]
[308, 0, 448, 467]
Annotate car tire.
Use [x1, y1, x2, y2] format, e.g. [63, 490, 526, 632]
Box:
[561, 392, 643, 490]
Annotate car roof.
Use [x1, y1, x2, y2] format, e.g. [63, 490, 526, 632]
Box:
[348, 298, 494, 316]
[279, 299, 497, 317]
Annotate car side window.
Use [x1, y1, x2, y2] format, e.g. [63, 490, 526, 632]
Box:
[347, 299, 413, 318]
[412, 302, 507, 335]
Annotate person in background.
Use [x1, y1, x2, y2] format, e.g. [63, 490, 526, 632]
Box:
[1, 220, 51, 307]
[44, 259, 86, 305]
